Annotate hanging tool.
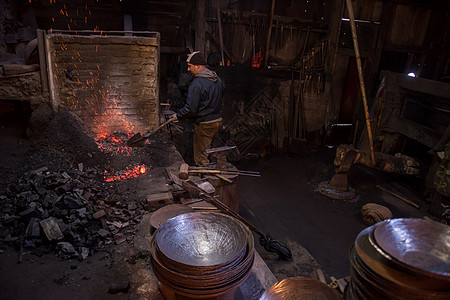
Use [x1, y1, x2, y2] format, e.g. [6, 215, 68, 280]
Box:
[127, 115, 177, 147]
[182, 180, 292, 261]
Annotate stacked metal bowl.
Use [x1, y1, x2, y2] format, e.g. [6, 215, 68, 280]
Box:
[260, 277, 341, 300]
[346, 218, 450, 299]
[150, 212, 255, 298]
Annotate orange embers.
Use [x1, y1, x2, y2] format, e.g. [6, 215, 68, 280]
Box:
[104, 165, 148, 182]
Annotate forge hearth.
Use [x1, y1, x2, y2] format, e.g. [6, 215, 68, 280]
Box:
[45, 31, 161, 136]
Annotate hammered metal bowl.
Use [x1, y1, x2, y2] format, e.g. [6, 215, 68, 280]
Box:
[346, 220, 450, 299]
[373, 218, 450, 278]
[155, 212, 248, 270]
[260, 277, 341, 300]
[150, 224, 254, 289]
[150, 212, 255, 296]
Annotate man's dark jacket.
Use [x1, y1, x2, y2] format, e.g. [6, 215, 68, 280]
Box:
[177, 68, 225, 123]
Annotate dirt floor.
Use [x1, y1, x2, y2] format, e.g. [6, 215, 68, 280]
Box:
[237, 152, 432, 281]
[0, 104, 441, 299]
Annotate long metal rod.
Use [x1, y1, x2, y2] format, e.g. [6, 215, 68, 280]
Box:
[187, 170, 261, 177]
[345, 0, 375, 165]
[189, 166, 261, 175]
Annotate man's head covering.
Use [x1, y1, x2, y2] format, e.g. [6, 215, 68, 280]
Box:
[186, 51, 205, 65]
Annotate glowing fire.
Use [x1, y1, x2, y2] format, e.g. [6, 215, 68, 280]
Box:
[94, 132, 135, 156]
[48, 1, 149, 182]
[104, 165, 148, 182]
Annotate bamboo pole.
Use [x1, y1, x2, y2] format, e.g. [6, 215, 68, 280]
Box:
[345, 0, 375, 165]
[264, 0, 276, 67]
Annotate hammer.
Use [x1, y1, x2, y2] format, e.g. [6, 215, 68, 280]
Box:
[178, 163, 233, 183]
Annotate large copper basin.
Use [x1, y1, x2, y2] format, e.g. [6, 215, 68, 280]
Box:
[156, 212, 248, 268]
[373, 218, 450, 277]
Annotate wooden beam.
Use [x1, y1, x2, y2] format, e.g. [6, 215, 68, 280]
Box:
[368, 1, 394, 95]
[216, 0, 225, 65]
[384, 116, 441, 149]
[36, 29, 49, 96]
[323, 0, 345, 127]
[194, 0, 206, 54]
[383, 44, 440, 55]
[264, 0, 276, 67]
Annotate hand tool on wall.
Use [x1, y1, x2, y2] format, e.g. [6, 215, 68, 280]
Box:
[127, 115, 177, 147]
[182, 180, 292, 261]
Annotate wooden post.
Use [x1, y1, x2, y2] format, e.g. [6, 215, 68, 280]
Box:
[195, 0, 206, 55]
[36, 29, 49, 96]
[43, 32, 58, 110]
[216, 0, 225, 66]
[345, 0, 375, 165]
[264, 0, 276, 67]
[323, 0, 345, 128]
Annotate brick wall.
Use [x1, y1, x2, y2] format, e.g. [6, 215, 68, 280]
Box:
[47, 33, 160, 136]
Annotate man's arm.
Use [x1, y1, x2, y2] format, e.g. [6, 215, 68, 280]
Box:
[177, 83, 201, 119]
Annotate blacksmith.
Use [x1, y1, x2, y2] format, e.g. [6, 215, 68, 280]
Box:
[173, 51, 225, 166]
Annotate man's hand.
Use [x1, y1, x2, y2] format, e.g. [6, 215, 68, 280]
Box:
[170, 114, 178, 122]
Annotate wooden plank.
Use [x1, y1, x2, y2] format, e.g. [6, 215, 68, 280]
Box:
[323, 0, 345, 127]
[44, 34, 58, 110]
[384, 115, 441, 149]
[344, 0, 383, 22]
[316, 269, 326, 284]
[146, 192, 174, 210]
[367, 1, 394, 95]
[388, 4, 431, 46]
[37, 29, 49, 96]
[2, 64, 40, 75]
[165, 167, 183, 188]
[399, 77, 450, 99]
